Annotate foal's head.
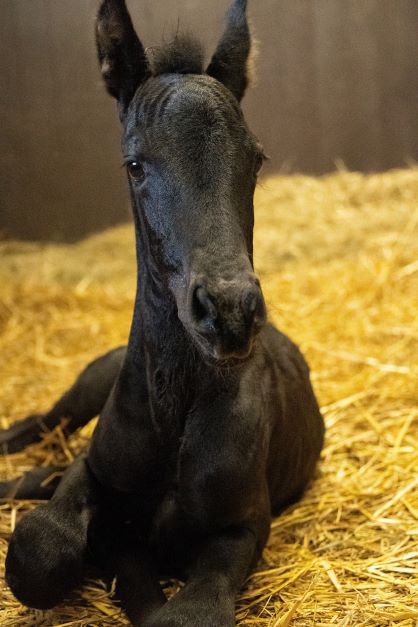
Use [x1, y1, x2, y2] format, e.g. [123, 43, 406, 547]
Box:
[97, 0, 266, 362]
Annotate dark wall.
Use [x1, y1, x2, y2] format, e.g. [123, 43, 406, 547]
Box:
[1, 0, 418, 241]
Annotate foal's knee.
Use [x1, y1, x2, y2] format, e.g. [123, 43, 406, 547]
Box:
[6, 504, 86, 609]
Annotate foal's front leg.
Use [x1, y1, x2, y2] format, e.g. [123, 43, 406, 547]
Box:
[6, 453, 167, 623]
[144, 526, 264, 627]
[5, 453, 98, 609]
[101, 520, 167, 624]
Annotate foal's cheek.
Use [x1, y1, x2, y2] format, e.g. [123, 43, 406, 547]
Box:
[138, 196, 187, 270]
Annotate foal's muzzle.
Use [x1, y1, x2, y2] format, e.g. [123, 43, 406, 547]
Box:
[189, 275, 266, 361]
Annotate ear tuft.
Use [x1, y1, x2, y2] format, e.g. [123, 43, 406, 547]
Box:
[96, 0, 150, 113]
[206, 0, 252, 102]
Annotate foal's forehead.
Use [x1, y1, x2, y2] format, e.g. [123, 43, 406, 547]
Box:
[123, 74, 254, 151]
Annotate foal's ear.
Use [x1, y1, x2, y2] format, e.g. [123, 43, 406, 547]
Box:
[96, 0, 150, 114]
[207, 0, 252, 102]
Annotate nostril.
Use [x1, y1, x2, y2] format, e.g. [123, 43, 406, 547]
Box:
[242, 286, 262, 321]
[192, 286, 218, 328]
[244, 290, 258, 315]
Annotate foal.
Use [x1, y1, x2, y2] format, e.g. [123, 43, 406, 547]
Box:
[1, 1, 324, 625]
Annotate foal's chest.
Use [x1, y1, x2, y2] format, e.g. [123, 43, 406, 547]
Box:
[151, 409, 267, 541]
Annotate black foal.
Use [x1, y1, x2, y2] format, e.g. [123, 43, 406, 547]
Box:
[1, 1, 324, 625]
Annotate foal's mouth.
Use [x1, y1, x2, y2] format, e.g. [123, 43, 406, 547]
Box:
[190, 330, 258, 368]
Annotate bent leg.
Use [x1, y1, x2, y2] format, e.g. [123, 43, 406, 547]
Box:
[5, 453, 100, 609]
[144, 525, 266, 627]
[0, 346, 126, 453]
[5, 456, 168, 621]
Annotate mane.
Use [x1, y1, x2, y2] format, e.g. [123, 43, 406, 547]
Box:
[147, 34, 204, 77]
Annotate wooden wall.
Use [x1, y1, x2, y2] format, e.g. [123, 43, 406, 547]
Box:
[1, 0, 418, 241]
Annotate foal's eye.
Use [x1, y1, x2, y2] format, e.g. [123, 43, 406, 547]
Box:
[127, 161, 145, 182]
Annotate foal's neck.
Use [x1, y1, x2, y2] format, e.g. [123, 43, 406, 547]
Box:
[126, 229, 200, 379]
[120, 221, 239, 424]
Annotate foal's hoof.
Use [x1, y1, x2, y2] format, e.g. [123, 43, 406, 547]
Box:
[142, 583, 236, 627]
[144, 610, 235, 627]
[6, 505, 85, 609]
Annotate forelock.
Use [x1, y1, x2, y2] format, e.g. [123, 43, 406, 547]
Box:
[147, 34, 204, 77]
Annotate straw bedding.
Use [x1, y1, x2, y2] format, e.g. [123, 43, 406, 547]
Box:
[0, 169, 417, 626]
